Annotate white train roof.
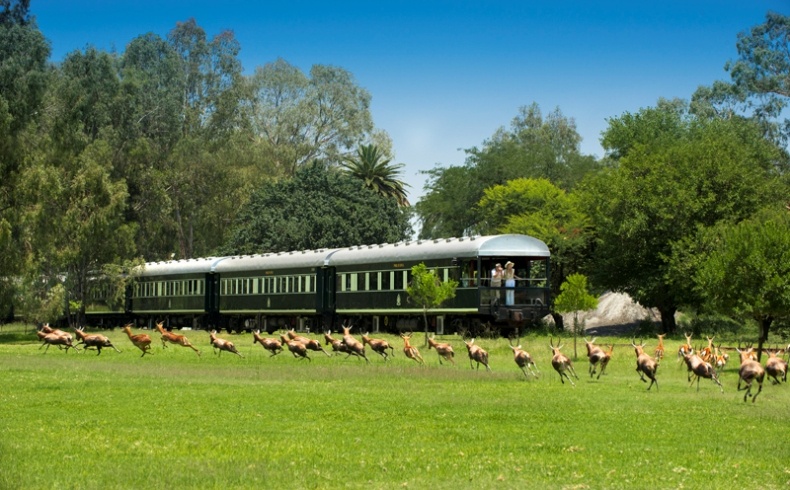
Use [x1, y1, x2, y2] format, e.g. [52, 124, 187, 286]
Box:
[134, 234, 548, 277]
[325, 234, 549, 266]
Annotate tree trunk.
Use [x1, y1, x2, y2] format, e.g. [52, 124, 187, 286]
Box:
[756, 315, 773, 362]
[551, 312, 565, 332]
[658, 305, 677, 335]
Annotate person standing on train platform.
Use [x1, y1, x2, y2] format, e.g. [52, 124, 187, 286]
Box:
[504, 261, 519, 305]
[491, 263, 503, 299]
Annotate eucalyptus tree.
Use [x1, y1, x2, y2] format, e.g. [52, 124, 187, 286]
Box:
[248, 58, 374, 175]
[581, 100, 787, 334]
[341, 144, 410, 206]
[0, 0, 49, 314]
[415, 103, 597, 238]
[222, 162, 412, 255]
[692, 12, 790, 145]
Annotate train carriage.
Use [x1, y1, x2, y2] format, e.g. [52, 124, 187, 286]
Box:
[212, 249, 331, 333]
[326, 234, 550, 333]
[129, 257, 223, 329]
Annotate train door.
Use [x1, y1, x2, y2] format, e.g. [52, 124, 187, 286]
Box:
[316, 266, 336, 328]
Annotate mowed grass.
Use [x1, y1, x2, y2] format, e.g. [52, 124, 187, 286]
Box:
[1, 325, 789, 489]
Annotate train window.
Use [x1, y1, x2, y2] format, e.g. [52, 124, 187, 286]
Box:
[356, 272, 365, 291]
[381, 271, 391, 290]
[394, 271, 404, 290]
[370, 272, 379, 291]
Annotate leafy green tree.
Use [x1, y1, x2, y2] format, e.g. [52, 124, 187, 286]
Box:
[222, 162, 412, 254]
[415, 103, 597, 238]
[0, 0, 49, 313]
[248, 58, 374, 175]
[341, 144, 409, 206]
[553, 274, 598, 360]
[692, 13, 790, 144]
[693, 208, 790, 359]
[581, 100, 787, 334]
[406, 262, 458, 346]
[477, 178, 593, 331]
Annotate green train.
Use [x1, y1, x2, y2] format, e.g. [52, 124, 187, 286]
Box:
[86, 234, 551, 335]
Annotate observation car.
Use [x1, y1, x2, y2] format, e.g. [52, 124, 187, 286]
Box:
[85, 234, 550, 335]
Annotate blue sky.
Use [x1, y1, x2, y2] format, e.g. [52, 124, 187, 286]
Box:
[32, 1, 788, 203]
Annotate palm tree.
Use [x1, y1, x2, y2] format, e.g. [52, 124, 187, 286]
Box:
[340, 144, 410, 206]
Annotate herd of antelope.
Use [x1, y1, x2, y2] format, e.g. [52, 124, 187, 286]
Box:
[35, 323, 787, 402]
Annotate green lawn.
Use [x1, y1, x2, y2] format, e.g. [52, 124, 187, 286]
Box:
[1, 324, 789, 489]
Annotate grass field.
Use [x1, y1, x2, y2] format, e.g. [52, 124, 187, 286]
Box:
[1, 324, 789, 489]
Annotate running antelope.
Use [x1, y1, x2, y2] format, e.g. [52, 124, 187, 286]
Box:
[253, 330, 283, 357]
[155, 322, 201, 356]
[282, 336, 310, 361]
[324, 330, 349, 356]
[427, 334, 455, 366]
[736, 345, 765, 402]
[287, 329, 330, 357]
[38, 330, 79, 353]
[122, 324, 152, 357]
[714, 344, 729, 371]
[209, 330, 243, 357]
[654, 334, 666, 362]
[41, 323, 73, 345]
[549, 338, 578, 386]
[765, 349, 787, 385]
[509, 341, 538, 379]
[341, 325, 370, 363]
[632, 338, 658, 391]
[699, 336, 715, 364]
[584, 337, 608, 379]
[401, 333, 425, 365]
[74, 327, 121, 355]
[682, 351, 723, 392]
[678, 332, 694, 359]
[362, 332, 395, 361]
[463, 338, 491, 372]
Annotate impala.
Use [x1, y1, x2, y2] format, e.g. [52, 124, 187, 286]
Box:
[253, 330, 283, 357]
[463, 338, 491, 372]
[209, 330, 243, 357]
[583, 337, 607, 379]
[341, 325, 370, 363]
[736, 345, 765, 402]
[401, 333, 425, 365]
[682, 351, 723, 392]
[631, 338, 658, 391]
[287, 329, 330, 357]
[121, 324, 152, 357]
[654, 333, 666, 362]
[362, 332, 395, 361]
[549, 338, 577, 386]
[38, 330, 79, 353]
[155, 322, 201, 356]
[323, 330, 349, 356]
[509, 341, 538, 379]
[765, 349, 787, 385]
[427, 334, 455, 366]
[699, 336, 715, 364]
[74, 327, 121, 355]
[678, 332, 694, 359]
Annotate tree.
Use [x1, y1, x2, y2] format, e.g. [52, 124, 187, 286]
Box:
[553, 274, 598, 360]
[692, 13, 790, 145]
[221, 162, 412, 254]
[693, 207, 790, 360]
[340, 144, 409, 206]
[581, 100, 787, 334]
[477, 178, 593, 331]
[406, 262, 458, 346]
[248, 59, 374, 174]
[0, 1, 49, 313]
[415, 103, 597, 238]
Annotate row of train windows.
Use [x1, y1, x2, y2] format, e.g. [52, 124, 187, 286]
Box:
[222, 276, 315, 295]
[134, 280, 204, 298]
[337, 268, 449, 292]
